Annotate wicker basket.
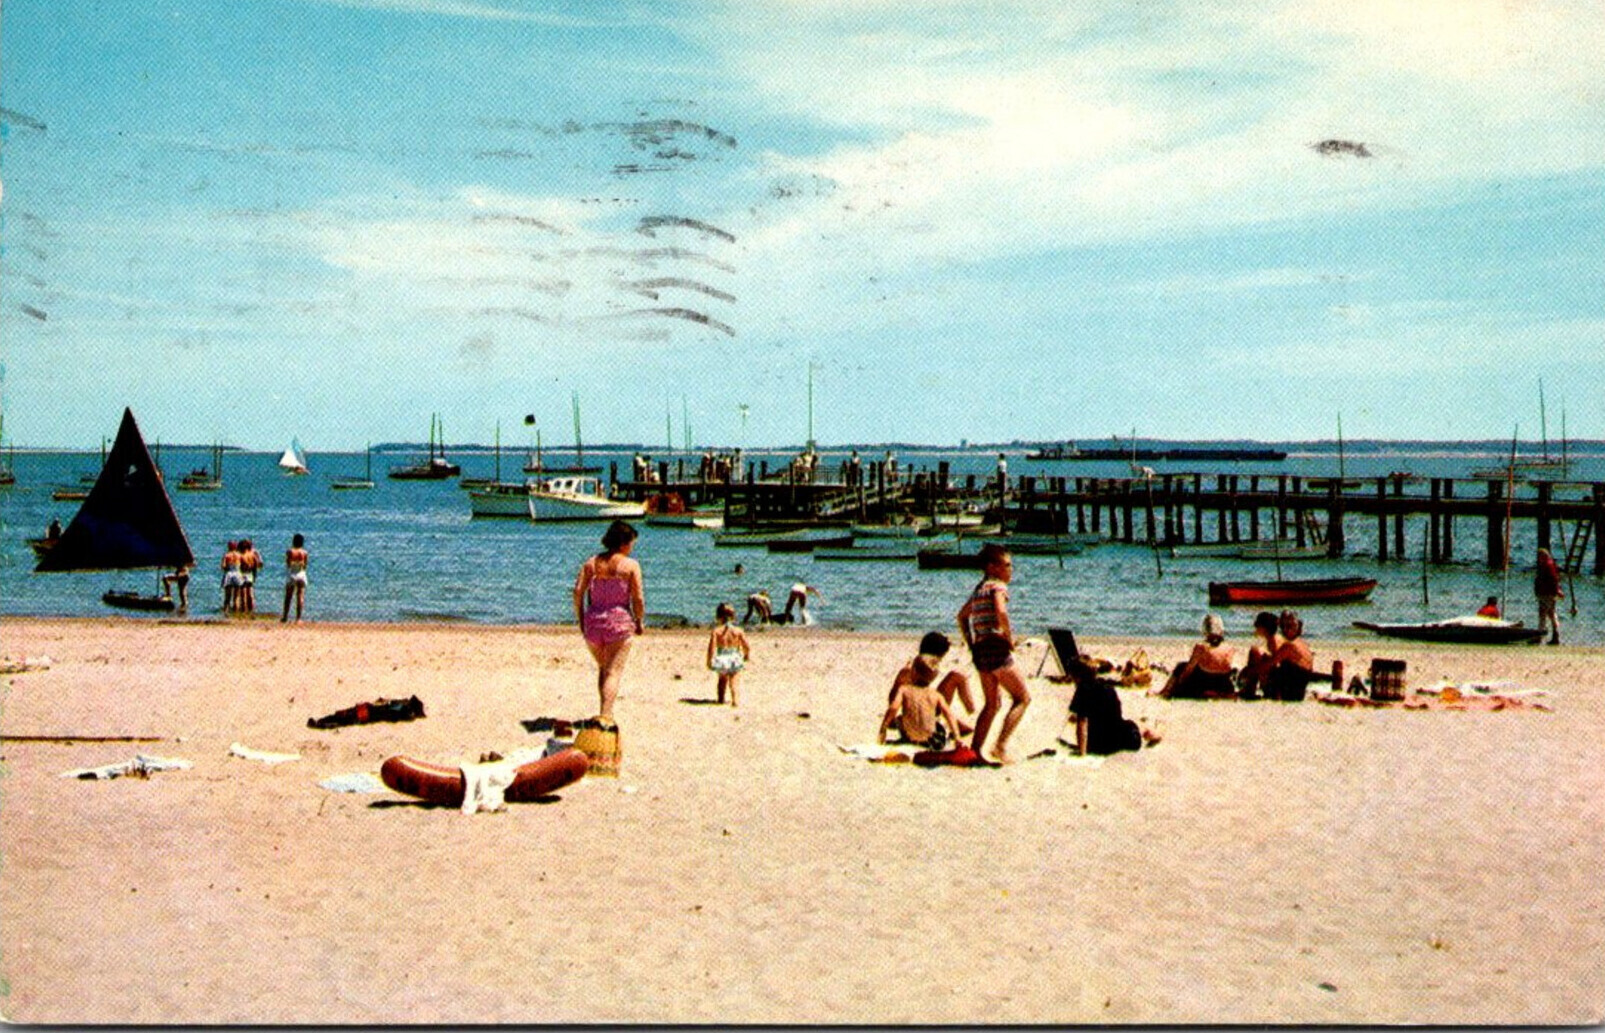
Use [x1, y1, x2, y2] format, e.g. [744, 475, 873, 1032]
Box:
[1369, 659, 1407, 701]
[573, 723, 622, 777]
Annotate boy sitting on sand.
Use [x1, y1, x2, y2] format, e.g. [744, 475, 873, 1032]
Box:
[879, 633, 971, 749]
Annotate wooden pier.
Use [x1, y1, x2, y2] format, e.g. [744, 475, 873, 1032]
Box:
[612, 462, 1604, 575]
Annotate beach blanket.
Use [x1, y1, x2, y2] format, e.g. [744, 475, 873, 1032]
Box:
[228, 742, 301, 764]
[61, 754, 193, 780]
[1314, 681, 1553, 712]
[318, 772, 387, 793]
[459, 747, 545, 814]
[836, 743, 987, 767]
[307, 695, 426, 729]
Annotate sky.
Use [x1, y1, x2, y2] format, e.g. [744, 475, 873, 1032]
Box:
[1, 0, 1603, 450]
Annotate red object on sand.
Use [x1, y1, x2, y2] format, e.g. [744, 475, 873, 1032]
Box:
[380, 749, 588, 805]
[913, 745, 983, 767]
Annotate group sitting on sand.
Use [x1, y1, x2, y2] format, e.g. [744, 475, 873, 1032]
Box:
[1158, 609, 1315, 702]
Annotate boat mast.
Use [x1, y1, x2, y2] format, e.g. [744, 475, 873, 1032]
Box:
[1539, 380, 1549, 462]
[571, 392, 584, 469]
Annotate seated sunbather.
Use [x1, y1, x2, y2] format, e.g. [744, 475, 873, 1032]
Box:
[879, 634, 970, 749]
[1159, 614, 1236, 698]
[1236, 610, 1281, 699]
[885, 632, 975, 732]
[1069, 659, 1161, 755]
[1264, 610, 1314, 702]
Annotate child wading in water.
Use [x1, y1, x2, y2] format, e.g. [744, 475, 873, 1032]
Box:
[706, 603, 751, 706]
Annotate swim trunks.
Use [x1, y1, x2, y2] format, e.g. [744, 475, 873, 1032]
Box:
[710, 647, 745, 674]
[970, 634, 1014, 673]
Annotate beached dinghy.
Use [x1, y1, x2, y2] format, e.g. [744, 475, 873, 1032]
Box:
[1353, 616, 1544, 645]
[1208, 576, 1376, 606]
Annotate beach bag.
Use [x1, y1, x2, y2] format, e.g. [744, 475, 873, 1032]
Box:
[573, 721, 622, 777]
[1119, 649, 1152, 687]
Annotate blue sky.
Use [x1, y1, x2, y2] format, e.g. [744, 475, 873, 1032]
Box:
[2, 1, 1602, 449]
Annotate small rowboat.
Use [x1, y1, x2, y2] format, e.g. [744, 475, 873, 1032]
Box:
[1207, 576, 1377, 606]
[813, 544, 921, 561]
[102, 590, 177, 613]
[766, 533, 854, 553]
[1353, 617, 1544, 645]
[916, 546, 985, 570]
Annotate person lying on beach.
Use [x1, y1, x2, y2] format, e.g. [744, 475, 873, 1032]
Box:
[1264, 610, 1314, 702]
[706, 603, 751, 706]
[879, 650, 966, 751]
[885, 632, 976, 734]
[1068, 659, 1161, 755]
[1158, 613, 1236, 699]
[1236, 610, 1282, 699]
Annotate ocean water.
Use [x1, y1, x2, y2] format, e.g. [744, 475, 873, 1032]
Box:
[2, 444, 1603, 646]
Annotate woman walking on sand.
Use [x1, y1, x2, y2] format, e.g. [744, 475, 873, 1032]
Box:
[281, 533, 308, 623]
[956, 543, 1031, 763]
[574, 520, 645, 723]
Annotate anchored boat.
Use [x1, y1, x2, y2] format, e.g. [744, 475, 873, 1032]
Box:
[528, 476, 644, 521]
[1207, 576, 1377, 606]
[1353, 616, 1544, 645]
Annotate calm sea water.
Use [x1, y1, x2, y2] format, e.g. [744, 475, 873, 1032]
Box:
[3, 444, 1603, 645]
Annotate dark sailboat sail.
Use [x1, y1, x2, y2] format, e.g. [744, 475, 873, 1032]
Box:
[35, 408, 195, 573]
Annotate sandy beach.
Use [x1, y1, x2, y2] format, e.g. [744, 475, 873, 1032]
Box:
[1, 616, 1601, 1024]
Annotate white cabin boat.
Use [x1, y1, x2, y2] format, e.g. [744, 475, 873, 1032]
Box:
[529, 476, 645, 521]
[468, 481, 534, 518]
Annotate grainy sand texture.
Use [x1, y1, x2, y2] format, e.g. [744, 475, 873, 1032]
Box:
[2, 617, 1601, 1024]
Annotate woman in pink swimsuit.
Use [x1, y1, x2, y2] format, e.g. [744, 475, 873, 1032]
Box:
[573, 520, 645, 722]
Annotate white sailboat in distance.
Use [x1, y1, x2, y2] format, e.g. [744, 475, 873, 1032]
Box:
[279, 437, 310, 476]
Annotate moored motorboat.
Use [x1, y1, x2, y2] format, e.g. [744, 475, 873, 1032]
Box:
[528, 476, 644, 521]
[1353, 616, 1545, 645]
[467, 481, 534, 518]
[766, 532, 855, 553]
[645, 511, 724, 530]
[813, 543, 922, 561]
[1207, 576, 1377, 606]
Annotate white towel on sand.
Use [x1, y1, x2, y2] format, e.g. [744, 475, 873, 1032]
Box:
[62, 754, 193, 780]
[228, 742, 301, 764]
[459, 748, 544, 814]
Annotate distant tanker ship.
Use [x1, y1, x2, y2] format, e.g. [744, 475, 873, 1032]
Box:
[1026, 441, 1288, 462]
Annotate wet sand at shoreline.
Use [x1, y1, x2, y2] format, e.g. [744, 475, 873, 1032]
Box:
[1, 617, 1601, 1024]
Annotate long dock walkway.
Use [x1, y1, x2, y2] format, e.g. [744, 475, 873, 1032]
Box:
[609, 461, 1605, 575]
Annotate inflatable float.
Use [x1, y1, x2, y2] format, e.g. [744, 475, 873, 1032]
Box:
[380, 748, 588, 805]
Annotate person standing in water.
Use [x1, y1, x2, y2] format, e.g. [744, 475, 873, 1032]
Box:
[956, 544, 1031, 763]
[574, 520, 645, 722]
[1535, 547, 1563, 645]
[281, 534, 309, 623]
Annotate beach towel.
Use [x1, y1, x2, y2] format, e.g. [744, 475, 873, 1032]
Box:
[61, 754, 193, 780]
[838, 742, 921, 763]
[318, 772, 387, 793]
[228, 742, 301, 764]
[307, 695, 426, 729]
